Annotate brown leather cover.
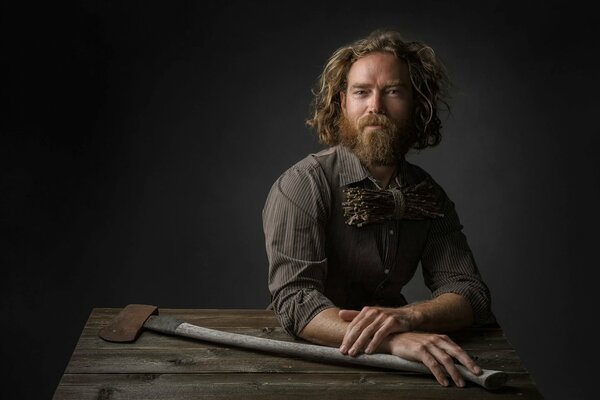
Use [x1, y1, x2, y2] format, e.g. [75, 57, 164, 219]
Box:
[98, 304, 158, 342]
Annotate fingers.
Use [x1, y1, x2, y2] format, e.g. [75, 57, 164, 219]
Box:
[427, 344, 465, 387]
[349, 313, 391, 356]
[418, 351, 450, 387]
[340, 307, 382, 355]
[340, 307, 409, 357]
[365, 316, 396, 354]
[389, 332, 480, 388]
[339, 309, 376, 355]
[423, 335, 486, 387]
[434, 334, 482, 376]
[338, 309, 360, 322]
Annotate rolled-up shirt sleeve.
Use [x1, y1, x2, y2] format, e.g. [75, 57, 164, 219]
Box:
[262, 160, 335, 337]
[421, 182, 493, 325]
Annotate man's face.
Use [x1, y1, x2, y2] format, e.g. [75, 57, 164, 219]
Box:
[340, 52, 414, 165]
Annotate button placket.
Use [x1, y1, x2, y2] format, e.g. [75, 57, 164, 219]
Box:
[380, 221, 397, 283]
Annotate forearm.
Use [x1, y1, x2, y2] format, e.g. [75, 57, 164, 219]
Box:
[300, 293, 473, 346]
[406, 292, 474, 333]
[298, 307, 349, 346]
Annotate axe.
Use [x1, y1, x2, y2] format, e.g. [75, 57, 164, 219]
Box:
[98, 304, 508, 390]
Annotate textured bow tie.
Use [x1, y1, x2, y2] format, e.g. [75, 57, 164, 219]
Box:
[342, 179, 444, 227]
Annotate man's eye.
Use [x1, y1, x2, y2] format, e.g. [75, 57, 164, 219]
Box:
[353, 90, 367, 96]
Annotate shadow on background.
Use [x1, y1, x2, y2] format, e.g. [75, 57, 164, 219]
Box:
[2, 1, 598, 399]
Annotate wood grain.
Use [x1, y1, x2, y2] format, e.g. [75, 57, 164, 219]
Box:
[53, 308, 543, 399]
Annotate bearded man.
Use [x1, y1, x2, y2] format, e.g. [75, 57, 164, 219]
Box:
[262, 29, 493, 388]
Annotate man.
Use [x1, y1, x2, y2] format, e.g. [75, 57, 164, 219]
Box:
[262, 29, 493, 388]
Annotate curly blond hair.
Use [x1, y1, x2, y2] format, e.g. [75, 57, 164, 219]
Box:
[306, 29, 450, 150]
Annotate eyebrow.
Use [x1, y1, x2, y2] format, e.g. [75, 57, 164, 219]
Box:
[349, 81, 409, 89]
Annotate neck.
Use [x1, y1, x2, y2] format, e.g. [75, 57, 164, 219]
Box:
[367, 163, 397, 189]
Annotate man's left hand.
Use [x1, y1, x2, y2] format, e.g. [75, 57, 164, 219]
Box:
[338, 306, 422, 356]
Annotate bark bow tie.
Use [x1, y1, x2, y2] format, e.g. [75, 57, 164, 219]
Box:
[342, 179, 444, 227]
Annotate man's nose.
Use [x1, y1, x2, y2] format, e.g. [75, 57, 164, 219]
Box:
[368, 93, 385, 115]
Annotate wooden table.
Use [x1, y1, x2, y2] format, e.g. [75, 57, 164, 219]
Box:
[53, 308, 543, 399]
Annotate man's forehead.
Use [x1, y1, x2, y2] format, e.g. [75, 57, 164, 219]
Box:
[347, 53, 409, 83]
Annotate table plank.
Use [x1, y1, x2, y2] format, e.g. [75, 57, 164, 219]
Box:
[64, 345, 528, 374]
[54, 373, 543, 400]
[54, 308, 543, 399]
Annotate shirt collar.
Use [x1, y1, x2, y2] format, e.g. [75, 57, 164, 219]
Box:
[337, 145, 369, 187]
[336, 144, 408, 188]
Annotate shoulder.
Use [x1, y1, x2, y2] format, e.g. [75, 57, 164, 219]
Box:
[287, 146, 337, 174]
[403, 159, 435, 186]
[271, 148, 335, 203]
[403, 159, 452, 206]
[275, 147, 336, 192]
[264, 148, 335, 215]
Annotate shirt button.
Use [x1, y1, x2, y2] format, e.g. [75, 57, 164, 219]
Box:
[384, 269, 390, 274]
[389, 229, 394, 235]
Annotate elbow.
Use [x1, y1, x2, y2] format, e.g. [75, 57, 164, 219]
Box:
[471, 289, 494, 326]
[270, 288, 335, 338]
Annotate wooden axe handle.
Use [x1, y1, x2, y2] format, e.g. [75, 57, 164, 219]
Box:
[144, 315, 508, 390]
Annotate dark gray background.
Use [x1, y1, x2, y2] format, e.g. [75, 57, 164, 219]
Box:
[2, 1, 598, 399]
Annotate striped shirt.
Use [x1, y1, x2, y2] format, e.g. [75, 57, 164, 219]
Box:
[262, 145, 492, 337]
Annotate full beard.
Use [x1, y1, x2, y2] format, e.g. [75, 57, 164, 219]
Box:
[339, 113, 413, 166]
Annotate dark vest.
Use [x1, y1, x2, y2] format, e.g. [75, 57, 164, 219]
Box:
[314, 149, 432, 311]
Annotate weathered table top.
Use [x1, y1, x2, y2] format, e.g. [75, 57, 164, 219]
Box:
[53, 308, 543, 399]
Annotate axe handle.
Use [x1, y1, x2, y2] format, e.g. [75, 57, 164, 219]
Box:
[144, 315, 507, 390]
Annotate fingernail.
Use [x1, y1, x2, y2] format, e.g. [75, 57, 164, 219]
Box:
[340, 345, 347, 354]
[365, 347, 372, 354]
[349, 348, 356, 356]
[443, 379, 449, 386]
[459, 380, 465, 387]
[474, 366, 482, 375]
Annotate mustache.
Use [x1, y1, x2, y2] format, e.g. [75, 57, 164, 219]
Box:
[357, 114, 394, 130]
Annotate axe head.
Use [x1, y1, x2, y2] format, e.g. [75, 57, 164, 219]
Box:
[98, 304, 158, 342]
